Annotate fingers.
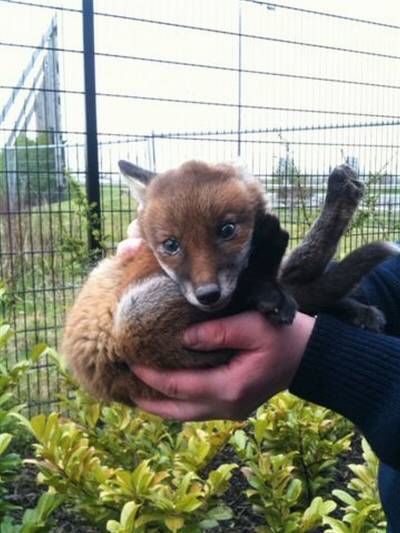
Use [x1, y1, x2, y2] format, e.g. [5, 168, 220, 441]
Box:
[134, 397, 228, 422]
[133, 350, 270, 421]
[116, 237, 144, 258]
[127, 219, 141, 238]
[132, 364, 231, 401]
[133, 347, 269, 402]
[183, 311, 272, 351]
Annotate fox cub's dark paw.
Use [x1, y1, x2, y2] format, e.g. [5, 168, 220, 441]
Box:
[256, 286, 297, 325]
[326, 164, 364, 206]
[351, 304, 386, 333]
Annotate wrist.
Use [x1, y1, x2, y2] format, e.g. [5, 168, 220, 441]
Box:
[284, 312, 315, 389]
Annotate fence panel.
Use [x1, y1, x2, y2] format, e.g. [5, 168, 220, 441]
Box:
[0, 0, 399, 410]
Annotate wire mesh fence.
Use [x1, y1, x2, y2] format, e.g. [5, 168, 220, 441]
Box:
[0, 0, 399, 411]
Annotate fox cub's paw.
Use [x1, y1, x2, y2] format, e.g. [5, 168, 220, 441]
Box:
[256, 285, 297, 325]
[329, 300, 386, 333]
[326, 164, 364, 206]
[351, 304, 386, 333]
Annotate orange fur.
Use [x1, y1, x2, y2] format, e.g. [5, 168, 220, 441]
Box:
[62, 246, 231, 405]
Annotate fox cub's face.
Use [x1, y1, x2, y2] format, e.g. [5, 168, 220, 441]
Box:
[119, 160, 266, 311]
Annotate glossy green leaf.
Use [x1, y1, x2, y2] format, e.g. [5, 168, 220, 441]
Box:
[165, 515, 184, 531]
[0, 433, 12, 455]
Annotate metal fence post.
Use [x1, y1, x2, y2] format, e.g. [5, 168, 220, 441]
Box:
[237, 3, 242, 158]
[82, 0, 102, 259]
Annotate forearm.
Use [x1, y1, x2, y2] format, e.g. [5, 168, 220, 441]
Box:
[290, 313, 400, 469]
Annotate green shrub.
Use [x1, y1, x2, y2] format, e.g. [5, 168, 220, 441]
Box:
[14, 353, 240, 531]
[19, 407, 238, 532]
[324, 439, 386, 532]
[5, 327, 386, 532]
[0, 302, 29, 518]
[58, 176, 106, 274]
[231, 393, 354, 532]
[0, 296, 62, 531]
[0, 492, 64, 533]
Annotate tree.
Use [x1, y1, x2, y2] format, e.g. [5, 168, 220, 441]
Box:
[0, 132, 61, 209]
[273, 154, 312, 211]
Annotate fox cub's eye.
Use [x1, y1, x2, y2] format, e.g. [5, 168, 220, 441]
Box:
[218, 222, 237, 240]
[162, 237, 181, 255]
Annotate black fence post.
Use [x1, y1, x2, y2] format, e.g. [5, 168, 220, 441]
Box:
[237, 4, 242, 158]
[82, 0, 102, 260]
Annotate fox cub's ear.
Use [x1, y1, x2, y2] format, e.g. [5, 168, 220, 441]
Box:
[118, 160, 156, 206]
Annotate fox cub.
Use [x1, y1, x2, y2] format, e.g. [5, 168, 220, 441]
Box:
[62, 161, 398, 406]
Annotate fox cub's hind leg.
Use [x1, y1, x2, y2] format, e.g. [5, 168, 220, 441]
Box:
[313, 241, 400, 331]
[321, 297, 386, 333]
[280, 164, 364, 285]
[281, 165, 399, 331]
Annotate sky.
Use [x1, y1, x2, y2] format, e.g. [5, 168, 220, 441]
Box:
[1, 0, 400, 177]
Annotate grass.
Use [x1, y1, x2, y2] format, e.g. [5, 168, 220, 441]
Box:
[0, 183, 137, 412]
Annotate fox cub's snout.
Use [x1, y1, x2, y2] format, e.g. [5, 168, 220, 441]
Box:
[119, 160, 267, 311]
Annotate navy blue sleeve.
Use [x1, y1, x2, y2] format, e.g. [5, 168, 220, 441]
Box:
[290, 253, 400, 469]
[290, 314, 400, 469]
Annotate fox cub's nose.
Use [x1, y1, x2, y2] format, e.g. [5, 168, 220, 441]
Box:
[195, 284, 221, 306]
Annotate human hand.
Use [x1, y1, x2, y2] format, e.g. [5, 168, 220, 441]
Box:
[116, 219, 144, 257]
[132, 311, 315, 421]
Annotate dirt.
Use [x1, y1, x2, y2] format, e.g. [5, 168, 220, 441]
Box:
[4, 462, 100, 532]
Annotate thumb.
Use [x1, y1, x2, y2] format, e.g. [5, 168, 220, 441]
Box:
[183, 311, 268, 351]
